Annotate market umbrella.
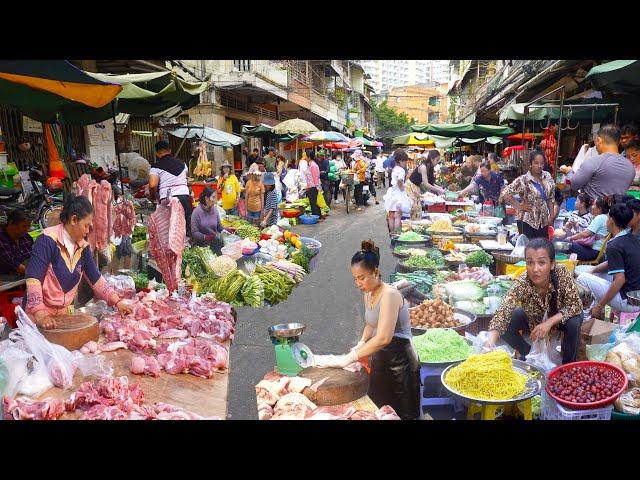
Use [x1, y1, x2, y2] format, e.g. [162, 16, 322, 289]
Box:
[411, 122, 514, 139]
[0, 60, 123, 124]
[586, 60, 640, 95]
[168, 124, 244, 148]
[273, 118, 319, 160]
[304, 131, 349, 142]
[392, 133, 435, 146]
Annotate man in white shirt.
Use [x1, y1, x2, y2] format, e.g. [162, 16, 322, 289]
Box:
[148, 140, 192, 236]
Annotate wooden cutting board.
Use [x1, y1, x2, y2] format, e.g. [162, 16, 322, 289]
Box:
[38, 314, 99, 351]
[299, 367, 369, 406]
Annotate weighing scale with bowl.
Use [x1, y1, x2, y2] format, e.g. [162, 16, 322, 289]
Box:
[268, 323, 314, 376]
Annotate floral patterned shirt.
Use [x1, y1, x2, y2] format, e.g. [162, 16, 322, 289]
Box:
[488, 264, 582, 335]
[500, 170, 556, 229]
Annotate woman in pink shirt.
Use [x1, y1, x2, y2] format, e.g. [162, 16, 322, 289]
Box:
[25, 195, 133, 329]
[305, 150, 322, 217]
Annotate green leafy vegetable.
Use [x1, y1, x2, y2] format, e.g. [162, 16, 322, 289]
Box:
[241, 275, 265, 307]
[465, 249, 494, 267]
[403, 255, 442, 269]
[397, 231, 426, 242]
[445, 280, 486, 301]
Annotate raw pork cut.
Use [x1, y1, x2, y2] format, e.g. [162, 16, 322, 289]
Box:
[349, 410, 378, 420]
[147, 198, 185, 292]
[113, 200, 136, 238]
[130, 355, 162, 377]
[271, 393, 318, 420]
[153, 402, 220, 420]
[65, 375, 144, 413]
[3, 396, 65, 420]
[80, 341, 127, 354]
[306, 405, 356, 420]
[156, 338, 228, 378]
[375, 405, 401, 420]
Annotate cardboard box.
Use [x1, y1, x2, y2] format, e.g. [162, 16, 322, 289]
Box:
[582, 318, 618, 345]
[577, 318, 618, 361]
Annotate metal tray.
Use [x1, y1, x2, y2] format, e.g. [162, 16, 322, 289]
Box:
[427, 227, 464, 236]
[440, 358, 543, 405]
[410, 308, 477, 334]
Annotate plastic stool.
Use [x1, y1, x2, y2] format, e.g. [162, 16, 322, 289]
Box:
[466, 399, 532, 420]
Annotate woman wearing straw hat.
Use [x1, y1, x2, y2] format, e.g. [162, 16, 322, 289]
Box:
[217, 161, 241, 216]
[245, 163, 265, 225]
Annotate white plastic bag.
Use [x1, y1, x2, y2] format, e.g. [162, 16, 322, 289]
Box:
[0, 345, 31, 397]
[105, 274, 136, 299]
[18, 360, 54, 397]
[525, 338, 561, 375]
[467, 330, 515, 356]
[13, 307, 77, 390]
[72, 352, 114, 378]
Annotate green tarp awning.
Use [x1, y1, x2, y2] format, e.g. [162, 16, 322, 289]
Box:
[242, 123, 302, 143]
[586, 60, 640, 94]
[410, 122, 514, 138]
[499, 100, 619, 123]
[0, 60, 123, 124]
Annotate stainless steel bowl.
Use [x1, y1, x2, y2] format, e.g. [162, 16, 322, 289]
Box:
[268, 322, 306, 338]
[627, 290, 640, 307]
[553, 241, 571, 253]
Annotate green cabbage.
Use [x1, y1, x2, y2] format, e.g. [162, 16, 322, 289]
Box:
[445, 280, 485, 302]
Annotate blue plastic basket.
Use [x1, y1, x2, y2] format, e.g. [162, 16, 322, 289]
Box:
[299, 214, 320, 225]
[299, 237, 322, 257]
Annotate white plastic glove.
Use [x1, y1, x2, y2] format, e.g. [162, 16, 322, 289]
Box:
[350, 341, 365, 355]
[314, 350, 359, 369]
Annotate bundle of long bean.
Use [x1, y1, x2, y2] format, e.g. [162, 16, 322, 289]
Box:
[254, 264, 295, 304]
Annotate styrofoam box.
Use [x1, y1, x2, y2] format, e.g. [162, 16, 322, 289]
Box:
[541, 392, 612, 420]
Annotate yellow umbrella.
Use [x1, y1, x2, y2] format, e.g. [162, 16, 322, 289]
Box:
[392, 133, 436, 146]
[273, 118, 319, 160]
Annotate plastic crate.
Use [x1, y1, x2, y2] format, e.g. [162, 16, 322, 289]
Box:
[541, 392, 612, 420]
[0, 289, 25, 328]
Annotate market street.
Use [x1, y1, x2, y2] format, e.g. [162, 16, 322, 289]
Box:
[228, 189, 395, 419]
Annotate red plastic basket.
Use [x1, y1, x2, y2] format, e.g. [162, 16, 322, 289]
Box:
[546, 361, 628, 410]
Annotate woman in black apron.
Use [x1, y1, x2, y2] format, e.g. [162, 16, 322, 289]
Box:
[313, 239, 421, 419]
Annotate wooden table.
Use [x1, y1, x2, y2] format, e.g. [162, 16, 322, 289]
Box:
[38, 338, 230, 419]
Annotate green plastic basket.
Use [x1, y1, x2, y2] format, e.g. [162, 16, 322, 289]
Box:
[611, 410, 640, 420]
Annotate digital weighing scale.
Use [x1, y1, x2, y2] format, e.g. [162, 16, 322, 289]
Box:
[268, 323, 314, 376]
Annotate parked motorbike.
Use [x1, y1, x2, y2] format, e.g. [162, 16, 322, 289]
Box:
[0, 167, 64, 228]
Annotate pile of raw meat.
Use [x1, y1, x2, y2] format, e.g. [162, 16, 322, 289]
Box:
[255, 372, 400, 420]
[63, 375, 219, 420]
[3, 396, 65, 420]
[87, 292, 234, 378]
[147, 197, 185, 292]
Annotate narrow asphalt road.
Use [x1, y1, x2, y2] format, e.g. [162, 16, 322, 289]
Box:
[227, 185, 395, 419]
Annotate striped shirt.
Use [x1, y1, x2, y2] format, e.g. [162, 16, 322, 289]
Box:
[264, 190, 279, 226]
[149, 155, 189, 200]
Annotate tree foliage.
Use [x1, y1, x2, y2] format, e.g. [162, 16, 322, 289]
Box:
[371, 100, 416, 142]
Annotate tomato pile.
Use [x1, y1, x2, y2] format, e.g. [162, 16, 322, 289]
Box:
[548, 365, 624, 404]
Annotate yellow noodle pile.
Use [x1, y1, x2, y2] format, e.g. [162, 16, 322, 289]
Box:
[444, 350, 528, 400]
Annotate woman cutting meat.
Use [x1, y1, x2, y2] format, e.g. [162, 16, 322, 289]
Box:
[313, 240, 421, 419]
[24, 195, 132, 329]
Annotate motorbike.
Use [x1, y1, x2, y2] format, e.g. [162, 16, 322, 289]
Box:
[0, 167, 64, 228]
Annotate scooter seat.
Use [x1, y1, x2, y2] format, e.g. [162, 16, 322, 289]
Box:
[0, 186, 21, 197]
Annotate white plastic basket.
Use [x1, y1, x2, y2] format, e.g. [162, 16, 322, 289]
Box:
[541, 392, 612, 420]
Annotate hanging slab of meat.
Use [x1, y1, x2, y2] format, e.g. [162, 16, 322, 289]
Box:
[3, 396, 65, 420]
[92, 180, 113, 251]
[113, 200, 136, 238]
[147, 199, 185, 293]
